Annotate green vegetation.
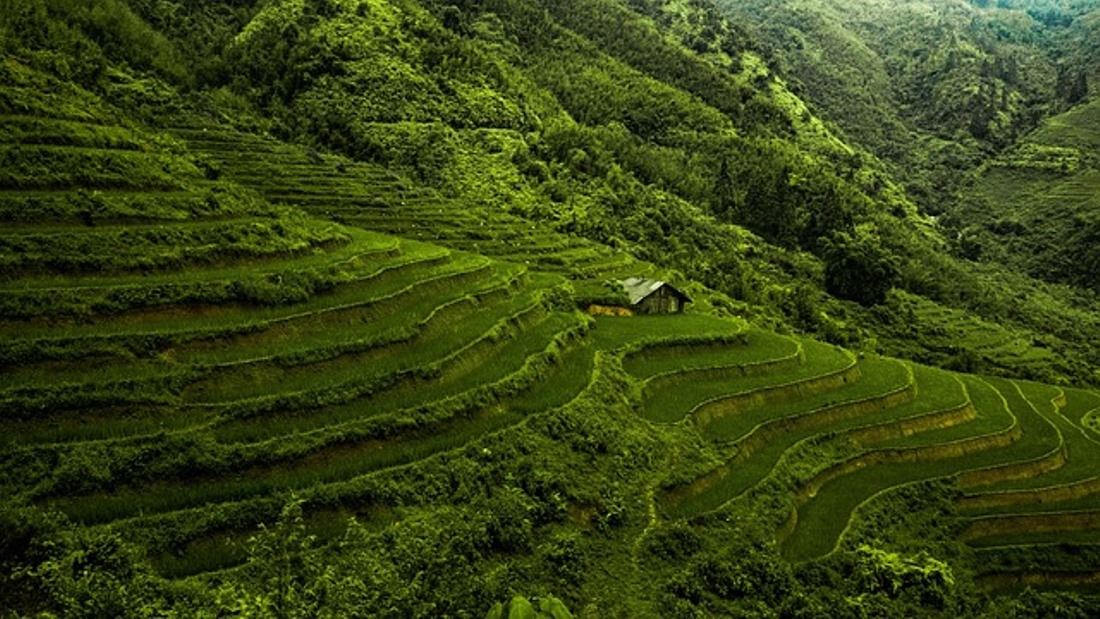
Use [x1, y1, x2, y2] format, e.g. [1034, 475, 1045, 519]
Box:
[4, 0, 1100, 617]
[955, 98, 1100, 293]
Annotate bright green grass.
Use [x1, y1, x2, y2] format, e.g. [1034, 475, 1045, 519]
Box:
[175, 256, 501, 368]
[0, 144, 200, 190]
[0, 215, 276, 236]
[666, 356, 913, 519]
[0, 236, 434, 343]
[513, 341, 597, 414]
[1060, 389, 1100, 439]
[1029, 98, 1100, 150]
[896, 291, 1058, 376]
[0, 248, 446, 381]
[188, 262, 499, 362]
[0, 244, 453, 382]
[863, 376, 1014, 450]
[505, 244, 603, 261]
[0, 216, 349, 278]
[624, 329, 789, 380]
[966, 387, 1100, 498]
[0, 185, 271, 225]
[589, 314, 745, 351]
[129, 341, 597, 578]
[934, 378, 1063, 475]
[0, 237, 390, 320]
[50, 312, 589, 524]
[171, 119, 655, 293]
[190, 271, 544, 406]
[0, 82, 110, 123]
[779, 376, 1062, 562]
[209, 282, 570, 442]
[0, 114, 156, 150]
[341, 214, 486, 230]
[0, 260, 508, 441]
[641, 338, 853, 424]
[0, 249, 468, 444]
[129, 341, 595, 579]
[0, 223, 376, 295]
[703, 355, 912, 442]
[574, 253, 640, 279]
[1084, 414, 1100, 437]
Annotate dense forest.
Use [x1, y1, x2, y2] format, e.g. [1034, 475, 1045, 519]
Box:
[2, 0, 1100, 616]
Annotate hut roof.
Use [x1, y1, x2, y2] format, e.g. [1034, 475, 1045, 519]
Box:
[620, 277, 691, 306]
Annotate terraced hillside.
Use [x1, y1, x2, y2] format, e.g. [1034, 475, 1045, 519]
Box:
[143, 115, 1088, 389]
[959, 97, 1100, 292]
[165, 117, 644, 284]
[616, 336, 1100, 597]
[0, 69, 593, 553]
[7, 62, 1100, 616]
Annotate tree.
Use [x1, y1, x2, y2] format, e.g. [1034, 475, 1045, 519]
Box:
[821, 225, 899, 306]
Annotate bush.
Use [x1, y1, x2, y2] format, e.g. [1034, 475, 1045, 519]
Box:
[821, 226, 899, 307]
[849, 545, 955, 609]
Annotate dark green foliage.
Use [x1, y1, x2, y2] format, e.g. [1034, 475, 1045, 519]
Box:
[125, 0, 258, 86]
[113, 0, 1099, 390]
[991, 590, 1100, 619]
[821, 226, 899, 306]
[0, 0, 189, 88]
[849, 545, 956, 608]
[660, 536, 799, 616]
[1, 508, 167, 618]
[718, 0, 1093, 214]
[485, 594, 574, 619]
[0, 145, 198, 190]
[0, 183, 267, 225]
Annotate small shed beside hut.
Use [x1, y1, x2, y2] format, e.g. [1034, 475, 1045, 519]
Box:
[620, 277, 691, 314]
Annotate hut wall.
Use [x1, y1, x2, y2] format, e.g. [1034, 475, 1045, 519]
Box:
[638, 287, 683, 314]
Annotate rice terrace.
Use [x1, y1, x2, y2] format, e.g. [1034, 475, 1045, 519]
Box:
[4, 0, 1100, 616]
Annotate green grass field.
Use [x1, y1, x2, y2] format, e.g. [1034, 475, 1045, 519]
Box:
[7, 69, 1100, 600]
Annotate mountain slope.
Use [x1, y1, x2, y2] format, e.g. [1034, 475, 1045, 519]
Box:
[4, 2, 1100, 616]
[955, 96, 1100, 289]
[719, 0, 1098, 214]
[200, 0, 1100, 388]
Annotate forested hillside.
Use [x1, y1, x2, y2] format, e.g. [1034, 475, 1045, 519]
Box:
[720, 0, 1099, 210]
[3, 0, 1100, 616]
[709, 0, 1100, 382]
[6, 0, 1100, 386]
[955, 96, 1100, 290]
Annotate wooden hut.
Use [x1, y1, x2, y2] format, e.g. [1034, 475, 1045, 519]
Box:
[620, 277, 691, 314]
